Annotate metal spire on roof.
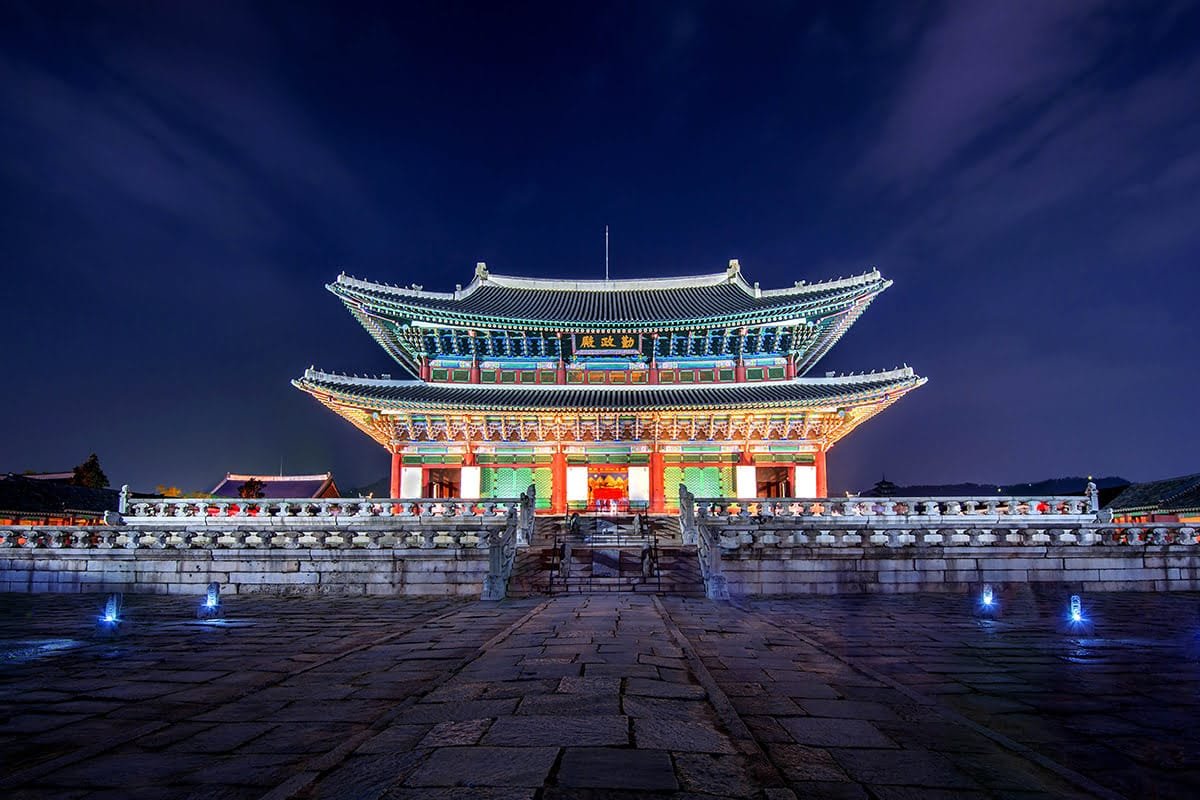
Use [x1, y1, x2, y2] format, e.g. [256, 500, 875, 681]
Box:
[605, 225, 609, 281]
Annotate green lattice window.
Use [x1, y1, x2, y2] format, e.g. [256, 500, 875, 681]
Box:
[663, 465, 734, 509]
[480, 467, 551, 509]
[451, 369, 470, 382]
[768, 366, 785, 379]
[746, 367, 764, 381]
[718, 369, 735, 382]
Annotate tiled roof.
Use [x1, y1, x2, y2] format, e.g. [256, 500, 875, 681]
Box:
[210, 473, 338, 499]
[0, 473, 119, 517]
[293, 367, 924, 412]
[1106, 473, 1200, 513]
[330, 268, 888, 329]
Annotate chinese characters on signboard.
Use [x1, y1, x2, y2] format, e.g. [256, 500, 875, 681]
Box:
[573, 333, 641, 353]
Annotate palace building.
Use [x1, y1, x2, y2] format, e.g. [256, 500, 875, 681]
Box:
[294, 260, 924, 512]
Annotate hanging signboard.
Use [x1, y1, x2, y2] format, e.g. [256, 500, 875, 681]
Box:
[573, 333, 641, 354]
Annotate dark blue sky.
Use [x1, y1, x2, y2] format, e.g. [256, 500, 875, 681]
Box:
[2, 1, 1198, 494]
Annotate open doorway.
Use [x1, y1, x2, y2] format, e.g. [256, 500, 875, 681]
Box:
[756, 466, 791, 498]
[423, 468, 461, 498]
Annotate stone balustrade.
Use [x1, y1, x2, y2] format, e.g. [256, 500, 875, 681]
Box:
[693, 495, 1095, 521]
[1, 487, 537, 598]
[693, 522, 1197, 550]
[0, 526, 499, 551]
[121, 496, 523, 526]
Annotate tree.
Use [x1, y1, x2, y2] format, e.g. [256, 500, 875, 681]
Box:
[71, 453, 109, 489]
[237, 477, 266, 499]
[155, 485, 183, 498]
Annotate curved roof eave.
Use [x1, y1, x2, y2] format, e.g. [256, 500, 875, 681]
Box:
[292, 366, 925, 414]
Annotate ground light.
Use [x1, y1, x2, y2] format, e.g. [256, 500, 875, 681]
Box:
[976, 583, 999, 618]
[1069, 594, 1084, 624]
[95, 593, 123, 638]
[197, 581, 223, 619]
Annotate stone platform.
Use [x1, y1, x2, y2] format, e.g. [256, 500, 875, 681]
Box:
[1, 591, 1197, 799]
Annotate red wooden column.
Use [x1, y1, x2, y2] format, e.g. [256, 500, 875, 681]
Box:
[650, 448, 665, 513]
[814, 448, 828, 498]
[389, 451, 402, 498]
[551, 449, 566, 513]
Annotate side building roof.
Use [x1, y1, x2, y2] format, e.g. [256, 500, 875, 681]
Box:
[1106, 473, 1200, 515]
[293, 367, 925, 413]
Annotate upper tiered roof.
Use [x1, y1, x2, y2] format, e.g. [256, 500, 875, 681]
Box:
[331, 260, 889, 332]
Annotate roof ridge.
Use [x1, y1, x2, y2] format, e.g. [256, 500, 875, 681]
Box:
[222, 472, 333, 482]
[331, 266, 887, 301]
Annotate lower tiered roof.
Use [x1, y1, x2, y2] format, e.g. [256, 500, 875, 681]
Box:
[294, 367, 924, 412]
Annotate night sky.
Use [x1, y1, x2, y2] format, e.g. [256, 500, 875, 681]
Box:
[2, 1, 1198, 495]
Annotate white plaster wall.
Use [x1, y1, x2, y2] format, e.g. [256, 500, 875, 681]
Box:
[400, 467, 423, 498]
[566, 467, 588, 503]
[735, 465, 757, 498]
[460, 466, 481, 499]
[628, 466, 650, 503]
[794, 464, 817, 498]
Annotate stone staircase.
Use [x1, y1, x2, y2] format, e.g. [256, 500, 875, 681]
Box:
[508, 515, 701, 597]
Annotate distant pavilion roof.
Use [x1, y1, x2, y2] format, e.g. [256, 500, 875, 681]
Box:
[330, 261, 890, 331]
[294, 367, 924, 413]
[211, 473, 339, 499]
[1106, 473, 1200, 516]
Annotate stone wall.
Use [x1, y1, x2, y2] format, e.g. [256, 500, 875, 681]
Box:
[0, 548, 490, 597]
[716, 545, 1200, 596]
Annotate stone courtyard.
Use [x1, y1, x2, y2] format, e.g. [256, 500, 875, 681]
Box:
[1, 591, 1197, 799]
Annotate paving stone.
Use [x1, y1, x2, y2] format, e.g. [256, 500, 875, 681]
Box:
[623, 677, 707, 699]
[556, 747, 678, 791]
[621, 695, 711, 721]
[405, 745, 559, 787]
[766, 743, 852, 782]
[633, 717, 735, 753]
[483, 714, 629, 747]
[798, 699, 899, 721]
[673, 752, 760, 796]
[418, 718, 492, 748]
[778, 717, 898, 749]
[356, 724, 432, 754]
[830, 747, 982, 789]
[399, 698, 520, 724]
[516, 692, 620, 715]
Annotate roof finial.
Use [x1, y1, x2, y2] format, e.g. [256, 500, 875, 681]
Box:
[475, 262, 489, 280]
[727, 258, 741, 279]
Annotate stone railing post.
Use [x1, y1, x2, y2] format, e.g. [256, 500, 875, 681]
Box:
[482, 509, 518, 601]
[678, 485, 698, 545]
